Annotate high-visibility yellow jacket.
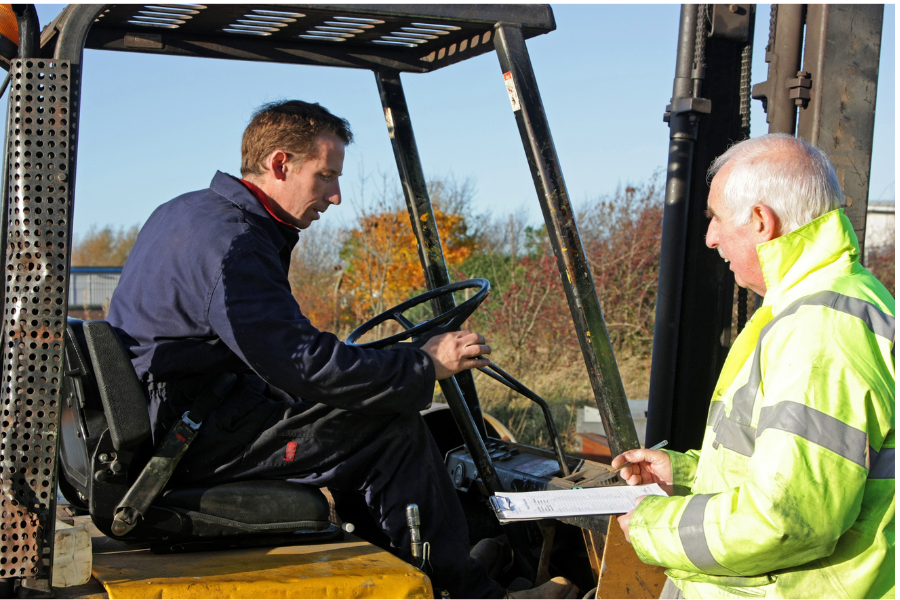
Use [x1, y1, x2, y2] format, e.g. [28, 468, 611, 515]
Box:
[630, 209, 894, 599]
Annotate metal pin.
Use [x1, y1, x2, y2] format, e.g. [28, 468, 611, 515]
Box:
[406, 504, 423, 559]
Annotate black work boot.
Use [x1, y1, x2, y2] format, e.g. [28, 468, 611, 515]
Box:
[507, 577, 578, 599]
[469, 537, 512, 580]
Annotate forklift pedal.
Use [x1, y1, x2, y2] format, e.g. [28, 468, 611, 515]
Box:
[507, 577, 533, 593]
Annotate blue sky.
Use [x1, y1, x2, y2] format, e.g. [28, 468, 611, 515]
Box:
[9, 4, 896, 240]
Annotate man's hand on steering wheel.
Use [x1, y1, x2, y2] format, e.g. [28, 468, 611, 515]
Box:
[422, 330, 491, 380]
[345, 279, 493, 379]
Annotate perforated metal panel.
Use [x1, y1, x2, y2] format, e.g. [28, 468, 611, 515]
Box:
[0, 59, 75, 583]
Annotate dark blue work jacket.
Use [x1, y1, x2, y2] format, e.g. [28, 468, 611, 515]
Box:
[107, 172, 435, 445]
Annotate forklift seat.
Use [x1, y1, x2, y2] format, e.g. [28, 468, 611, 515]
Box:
[58, 318, 341, 552]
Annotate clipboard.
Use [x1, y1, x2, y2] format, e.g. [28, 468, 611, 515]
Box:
[489, 483, 667, 522]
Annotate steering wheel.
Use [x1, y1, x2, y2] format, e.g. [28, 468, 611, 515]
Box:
[345, 278, 490, 350]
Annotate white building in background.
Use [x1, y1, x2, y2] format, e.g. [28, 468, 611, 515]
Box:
[68, 267, 122, 310]
[866, 200, 895, 249]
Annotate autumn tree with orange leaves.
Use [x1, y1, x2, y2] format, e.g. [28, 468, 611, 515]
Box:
[288, 224, 346, 331]
[72, 225, 140, 266]
[338, 175, 477, 324]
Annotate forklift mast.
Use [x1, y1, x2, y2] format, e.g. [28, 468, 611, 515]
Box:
[647, 4, 883, 452]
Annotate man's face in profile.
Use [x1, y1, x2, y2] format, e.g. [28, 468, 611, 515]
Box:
[705, 165, 765, 295]
[281, 132, 345, 229]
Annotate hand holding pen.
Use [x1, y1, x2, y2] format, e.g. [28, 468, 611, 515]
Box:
[609, 440, 672, 488]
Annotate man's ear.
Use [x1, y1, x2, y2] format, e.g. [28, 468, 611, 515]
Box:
[751, 203, 781, 243]
[267, 150, 290, 182]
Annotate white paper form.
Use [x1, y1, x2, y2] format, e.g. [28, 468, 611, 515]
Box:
[490, 484, 667, 521]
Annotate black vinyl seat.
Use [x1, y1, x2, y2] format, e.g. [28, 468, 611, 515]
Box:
[58, 318, 341, 552]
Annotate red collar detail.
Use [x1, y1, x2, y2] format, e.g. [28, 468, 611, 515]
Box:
[240, 178, 300, 232]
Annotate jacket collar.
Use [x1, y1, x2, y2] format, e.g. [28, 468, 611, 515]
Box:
[757, 208, 859, 307]
[209, 170, 299, 250]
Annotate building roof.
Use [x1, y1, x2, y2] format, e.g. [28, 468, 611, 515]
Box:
[867, 200, 895, 213]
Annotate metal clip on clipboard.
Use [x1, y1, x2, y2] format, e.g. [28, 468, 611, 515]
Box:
[489, 495, 515, 517]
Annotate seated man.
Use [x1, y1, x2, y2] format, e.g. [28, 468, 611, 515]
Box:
[613, 134, 894, 599]
[107, 100, 575, 599]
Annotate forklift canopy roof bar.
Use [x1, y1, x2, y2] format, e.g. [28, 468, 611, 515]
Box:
[48, 4, 555, 72]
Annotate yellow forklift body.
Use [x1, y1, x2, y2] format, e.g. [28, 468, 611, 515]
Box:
[84, 519, 432, 599]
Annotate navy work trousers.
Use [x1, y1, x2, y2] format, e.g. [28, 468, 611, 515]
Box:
[160, 374, 505, 599]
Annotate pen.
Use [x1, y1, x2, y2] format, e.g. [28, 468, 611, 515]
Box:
[600, 440, 669, 481]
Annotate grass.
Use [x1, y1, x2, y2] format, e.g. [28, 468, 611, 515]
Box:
[434, 350, 652, 453]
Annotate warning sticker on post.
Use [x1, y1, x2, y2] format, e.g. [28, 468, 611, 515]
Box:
[504, 72, 521, 112]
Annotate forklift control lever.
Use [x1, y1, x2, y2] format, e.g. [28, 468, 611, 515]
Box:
[406, 504, 433, 574]
[476, 360, 570, 478]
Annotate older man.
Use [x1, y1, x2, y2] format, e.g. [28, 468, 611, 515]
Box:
[613, 134, 894, 599]
[108, 100, 575, 599]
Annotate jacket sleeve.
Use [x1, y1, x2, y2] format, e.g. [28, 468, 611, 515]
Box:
[207, 245, 436, 415]
[665, 449, 700, 489]
[628, 313, 892, 577]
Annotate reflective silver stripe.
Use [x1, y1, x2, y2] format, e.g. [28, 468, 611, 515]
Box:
[722, 291, 894, 453]
[831, 293, 896, 342]
[869, 447, 895, 479]
[678, 494, 739, 575]
[715, 416, 755, 456]
[729, 350, 761, 426]
[707, 401, 725, 428]
[757, 402, 868, 468]
[730, 300, 809, 425]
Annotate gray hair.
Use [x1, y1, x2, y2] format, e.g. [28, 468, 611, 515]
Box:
[708, 133, 843, 232]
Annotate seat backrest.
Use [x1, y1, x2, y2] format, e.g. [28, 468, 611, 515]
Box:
[62, 320, 337, 546]
[60, 319, 104, 503]
[81, 320, 151, 452]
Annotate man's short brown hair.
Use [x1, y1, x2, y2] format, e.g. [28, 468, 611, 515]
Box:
[241, 100, 353, 177]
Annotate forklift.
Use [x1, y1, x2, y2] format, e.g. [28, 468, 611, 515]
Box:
[0, 3, 884, 598]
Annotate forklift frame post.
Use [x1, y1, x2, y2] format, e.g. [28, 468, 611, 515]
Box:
[374, 69, 491, 447]
[0, 81, 10, 328]
[0, 4, 103, 589]
[0, 4, 41, 360]
[375, 67, 547, 583]
[646, 4, 700, 448]
[798, 4, 883, 256]
[12, 5, 40, 58]
[492, 23, 639, 457]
